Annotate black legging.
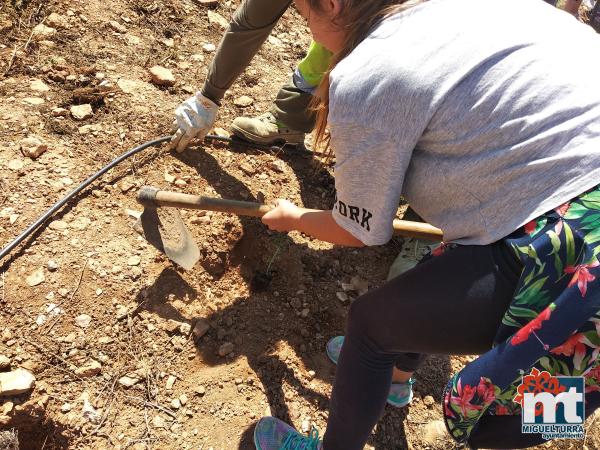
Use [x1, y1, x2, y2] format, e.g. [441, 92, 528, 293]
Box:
[322, 242, 599, 449]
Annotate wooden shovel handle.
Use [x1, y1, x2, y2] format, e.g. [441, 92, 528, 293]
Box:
[137, 186, 443, 241]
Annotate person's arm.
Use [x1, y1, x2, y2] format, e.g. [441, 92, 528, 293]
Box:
[262, 200, 365, 247]
[202, 0, 292, 104]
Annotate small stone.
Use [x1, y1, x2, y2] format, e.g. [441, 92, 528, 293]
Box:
[75, 360, 101, 378]
[127, 255, 141, 266]
[35, 314, 47, 326]
[301, 308, 310, 318]
[307, 370, 316, 380]
[0, 355, 11, 370]
[351, 276, 370, 295]
[118, 181, 135, 193]
[115, 305, 128, 320]
[192, 319, 210, 340]
[202, 43, 216, 53]
[164, 172, 176, 183]
[46, 13, 69, 29]
[195, 385, 206, 396]
[30, 79, 50, 92]
[108, 20, 127, 33]
[423, 395, 435, 407]
[70, 104, 93, 120]
[1, 330, 12, 342]
[20, 137, 48, 159]
[149, 66, 175, 87]
[234, 95, 254, 107]
[179, 323, 191, 335]
[336, 291, 348, 303]
[166, 375, 176, 390]
[240, 162, 255, 175]
[207, 10, 229, 29]
[162, 319, 183, 334]
[301, 419, 310, 433]
[213, 127, 229, 137]
[218, 342, 234, 357]
[153, 415, 166, 428]
[32, 24, 56, 40]
[0, 368, 36, 396]
[118, 375, 140, 388]
[75, 314, 92, 328]
[26, 268, 45, 287]
[171, 398, 181, 409]
[49, 220, 68, 231]
[174, 179, 187, 187]
[47, 260, 58, 272]
[270, 160, 286, 173]
[52, 107, 68, 117]
[3, 401, 13, 415]
[23, 98, 45, 107]
[198, 0, 219, 5]
[179, 394, 189, 406]
[7, 159, 24, 171]
[422, 420, 447, 445]
[61, 402, 72, 413]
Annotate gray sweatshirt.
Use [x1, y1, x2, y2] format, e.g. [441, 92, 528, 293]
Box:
[330, 0, 600, 246]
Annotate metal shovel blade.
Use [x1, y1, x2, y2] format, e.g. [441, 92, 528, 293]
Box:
[134, 207, 200, 271]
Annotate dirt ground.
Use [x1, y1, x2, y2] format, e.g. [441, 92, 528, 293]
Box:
[0, 1, 598, 449]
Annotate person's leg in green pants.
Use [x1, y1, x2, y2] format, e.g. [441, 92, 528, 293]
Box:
[231, 41, 332, 145]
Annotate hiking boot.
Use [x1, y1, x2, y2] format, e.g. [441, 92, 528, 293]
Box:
[254, 416, 322, 450]
[326, 335, 415, 408]
[231, 111, 306, 145]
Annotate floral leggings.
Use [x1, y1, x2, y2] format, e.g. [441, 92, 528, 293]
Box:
[322, 185, 600, 450]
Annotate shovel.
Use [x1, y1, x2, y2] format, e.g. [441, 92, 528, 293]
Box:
[135, 186, 443, 270]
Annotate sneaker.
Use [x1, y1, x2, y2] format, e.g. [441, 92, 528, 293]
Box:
[326, 336, 415, 408]
[231, 111, 306, 145]
[254, 416, 321, 450]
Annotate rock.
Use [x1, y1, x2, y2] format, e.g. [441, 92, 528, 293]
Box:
[192, 318, 210, 340]
[422, 420, 447, 445]
[307, 370, 316, 380]
[75, 360, 101, 378]
[115, 305, 128, 320]
[234, 95, 254, 107]
[423, 395, 435, 407]
[179, 323, 191, 335]
[202, 43, 216, 53]
[2, 402, 13, 415]
[52, 107, 68, 117]
[118, 375, 140, 388]
[118, 181, 135, 193]
[108, 20, 127, 33]
[213, 127, 229, 137]
[179, 394, 188, 405]
[170, 398, 181, 409]
[82, 395, 100, 423]
[75, 314, 92, 328]
[70, 104, 93, 120]
[149, 66, 175, 87]
[47, 260, 58, 272]
[195, 385, 206, 396]
[218, 342, 234, 357]
[25, 268, 45, 287]
[301, 419, 311, 433]
[270, 160, 286, 173]
[2, 330, 13, 342]
[32, 24, 56, 40]
[164, 172, 176, 183]
[162, 319, 183, 334]
[61, 402, 72, 413]
[153, 415, 167, 428]
[46, 13, 69, 29]
[207, 10, 229, 29]
[0, 368, 36, 396]
[127, 255, 141, 266]
[20, 137, 48, 159]
[49, 220, 68, 231]
[336, 291, 348, 303]
[166, 375, 176, 390]
[239, 162, 255, 175]
[23, 97, 45, 106]
[7, 159, 24, 171]
[30, 79, 50, 92]
[198, 0, 219, 6]
[0, 355, 10, 370]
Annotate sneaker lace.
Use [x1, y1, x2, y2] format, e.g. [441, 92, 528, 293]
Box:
[279, 427, 321, 450]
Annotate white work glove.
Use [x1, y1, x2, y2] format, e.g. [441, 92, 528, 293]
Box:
[170, 92, 219, 152]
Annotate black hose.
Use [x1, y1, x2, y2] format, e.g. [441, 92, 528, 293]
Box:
[0, 136, 171, 261]
[0, 134, 311, 262]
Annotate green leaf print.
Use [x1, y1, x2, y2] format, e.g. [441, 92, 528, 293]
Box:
[580, 190, 600, 210]
[564, 202, 589, 220]
[584, 227, 600, 246]
[514, 277, 551, 307]
[580, 213, 600, 229]
[508, 306, 540, 320]
[564, 222, 576, 266]
[502, 315, 523, 329]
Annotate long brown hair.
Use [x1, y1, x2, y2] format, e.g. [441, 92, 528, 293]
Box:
[307, 0, 427, 153]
